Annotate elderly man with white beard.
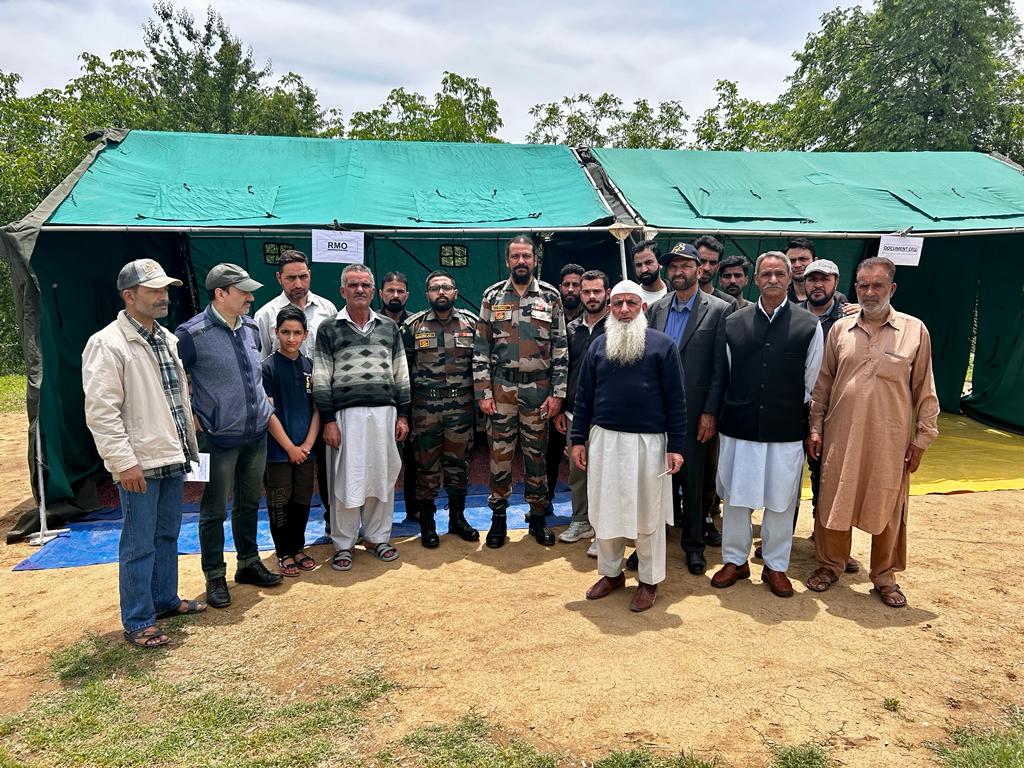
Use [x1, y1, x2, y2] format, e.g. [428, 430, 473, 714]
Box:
[570, 280, 686, 612]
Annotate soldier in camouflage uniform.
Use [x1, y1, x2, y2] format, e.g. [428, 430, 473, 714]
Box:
[401, 270, 481, 548]
[473, 235, 569, 548]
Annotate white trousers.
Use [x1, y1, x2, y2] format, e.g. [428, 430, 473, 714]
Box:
[722, 502, 794, 571]
[597, 527, 666, 585]
[330, 496, 394, 552]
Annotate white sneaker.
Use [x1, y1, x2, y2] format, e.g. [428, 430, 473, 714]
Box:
[586, 539, 598, 558]
[559, 520, 595, 543]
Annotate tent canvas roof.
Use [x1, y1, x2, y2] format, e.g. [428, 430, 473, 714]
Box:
[46, 131, 613, 229]
[592, 148, 1024, 233]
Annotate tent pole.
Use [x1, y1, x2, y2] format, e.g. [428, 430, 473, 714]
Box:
[28, 418, 69, 546]
[618, 239, 628, 281]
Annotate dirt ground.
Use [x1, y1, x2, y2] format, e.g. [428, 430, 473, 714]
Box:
[0, 409, 1022, 767]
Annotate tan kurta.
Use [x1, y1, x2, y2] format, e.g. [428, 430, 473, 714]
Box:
[809, 308, 939, 535]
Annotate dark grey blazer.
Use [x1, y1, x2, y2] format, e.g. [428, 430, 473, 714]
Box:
[646, 290, 732, 433]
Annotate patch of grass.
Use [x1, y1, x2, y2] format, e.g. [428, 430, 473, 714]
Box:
[884, 697, 902, 714]
[768, 742, 832, 768]
[595, 747, 717, 767]
[402, 712, 556, 768]
[2, 668, 394, 767]
[0, 374, 26, 414]
[50, 634, 149, 684]
[930, 706, 1024, 768]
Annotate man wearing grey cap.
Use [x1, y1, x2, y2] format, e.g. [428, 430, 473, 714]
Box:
[175, 263, 281, 609]
[83, 259, 204, 648]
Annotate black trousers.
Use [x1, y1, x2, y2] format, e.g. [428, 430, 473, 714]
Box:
[677, 435, 708, 555]
[265, 459, 315, 558]
[545, 424, 567, 504]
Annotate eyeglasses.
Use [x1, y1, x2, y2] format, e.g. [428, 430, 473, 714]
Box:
[427, 284, 456, 294]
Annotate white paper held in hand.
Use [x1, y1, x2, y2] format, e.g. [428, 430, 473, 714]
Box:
[185, 453, 211, 483]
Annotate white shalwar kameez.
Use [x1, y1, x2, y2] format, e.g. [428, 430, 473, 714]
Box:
[717, 302, 823, 572]
[587, 425, 673, 584]
[328, 405, 402, 551]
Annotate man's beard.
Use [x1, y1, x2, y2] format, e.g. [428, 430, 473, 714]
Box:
[605, 312, 648, 366]
[584, 298, 608, 315]
[562, 294, 581, 311]
[670, 273, 696, 292]
[861, 296, 892, 321]
[636, 271, 658, 286]
[722, 283, 743, 297]
[511, 267, 531, 285]
[385, 298, 406, 313]
[429, 296, 452, 313]
[807, 289, 834, 308]
[697, 273, 711, 286]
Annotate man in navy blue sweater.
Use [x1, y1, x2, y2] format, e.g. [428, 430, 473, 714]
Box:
[570, 280, 686, 612]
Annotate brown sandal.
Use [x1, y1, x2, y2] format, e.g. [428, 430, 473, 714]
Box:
[806, 567, 840, 592]
[277, 556, 300, 577]
[871, 584, 908, 608]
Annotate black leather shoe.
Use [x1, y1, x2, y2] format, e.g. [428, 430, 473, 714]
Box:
[625, 551, 639, 570]
[686, 550, 707, 575]
[205, 576, 231, 608]
[528, 514, 555, 545]
[485, 512, 507, 549]
[703, 517, 723, 547]
[235, 561, 284, 587]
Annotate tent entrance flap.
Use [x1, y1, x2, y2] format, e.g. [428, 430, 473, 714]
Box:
[140, 184, 280, 221]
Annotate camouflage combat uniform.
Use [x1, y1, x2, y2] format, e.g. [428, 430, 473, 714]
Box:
[473, 277, 568, 514]
[401, 308, 478, 503]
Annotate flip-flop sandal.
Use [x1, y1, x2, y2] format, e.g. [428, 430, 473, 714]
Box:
[366, 541, 399, 562]
[155, 599, 207, 620]
[806, 567, 840, 592]
[277, 557, 300, 577]
[294, 552, 316, 571]
[871, 585, 908, 608]
[331, 549, 353, 571]
[124, 627, 169, 648]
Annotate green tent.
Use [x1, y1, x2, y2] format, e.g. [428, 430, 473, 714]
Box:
[592, 147, 1024, 431]
[1, 130, 618, 539]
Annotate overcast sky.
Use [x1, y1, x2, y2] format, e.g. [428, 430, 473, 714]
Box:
[2, 0, 1021, 142]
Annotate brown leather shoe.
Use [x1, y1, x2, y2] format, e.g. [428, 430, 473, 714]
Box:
[711, 561, 751, 589]
[762, 567, 794, 597]
[629, 582, 657, 612]
[586, 573, 626, 600]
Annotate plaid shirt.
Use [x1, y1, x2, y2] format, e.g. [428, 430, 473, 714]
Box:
[124, 312, 195, 479]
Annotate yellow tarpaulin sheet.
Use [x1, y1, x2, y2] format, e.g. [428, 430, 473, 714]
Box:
[802, 413, 1024, 498]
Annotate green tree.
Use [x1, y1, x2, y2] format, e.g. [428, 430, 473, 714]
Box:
[348, 71, 502, 142]
[783, 0, 1024, 153]
[690, 80, 788, 151]
[526, 93, 688, 148]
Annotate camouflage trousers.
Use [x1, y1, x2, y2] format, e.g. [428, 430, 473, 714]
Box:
[412, 393, 475, 501]
[486, 379, 550, 511]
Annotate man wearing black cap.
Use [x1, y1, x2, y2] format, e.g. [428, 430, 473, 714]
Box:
[646, 243, 731, 574]
[83, 259, 204, 648]
[176, 263, 282, 609]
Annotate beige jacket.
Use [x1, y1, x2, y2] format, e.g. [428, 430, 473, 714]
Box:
[82, 311, 199, 479]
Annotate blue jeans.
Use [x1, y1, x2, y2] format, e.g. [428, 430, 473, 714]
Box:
[118, 474, 185, 633]
[198, 434, 267, 578]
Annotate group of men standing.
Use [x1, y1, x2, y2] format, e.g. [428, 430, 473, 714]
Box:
[82, 230, 939, 645]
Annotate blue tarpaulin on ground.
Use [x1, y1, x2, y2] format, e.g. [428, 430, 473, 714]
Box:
[12, 486, 572, 571]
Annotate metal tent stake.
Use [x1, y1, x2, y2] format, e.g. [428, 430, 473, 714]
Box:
[28, 418, 69, 546]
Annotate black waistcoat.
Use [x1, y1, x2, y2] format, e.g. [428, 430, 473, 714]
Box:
[718, 301, 819, 443]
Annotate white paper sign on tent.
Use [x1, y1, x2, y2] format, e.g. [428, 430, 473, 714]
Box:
[312, 229, 365, 264]
[878, 234, 923, 267]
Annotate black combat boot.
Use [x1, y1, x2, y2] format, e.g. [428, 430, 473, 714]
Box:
[446, 494, 479, 542]
[418, 500, 440, 548]
[485, 505, 508, 549]
[528, 512, 556, 546]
